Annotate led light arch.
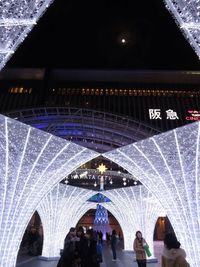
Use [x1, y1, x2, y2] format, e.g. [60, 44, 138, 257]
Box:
[37, 184, 95, 258]
[104, 121, 200, 267]
[0, 114, 98, 267]
[103, 186, 165, 253]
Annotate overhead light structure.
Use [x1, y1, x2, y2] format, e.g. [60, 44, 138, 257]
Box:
[164, 0, 200, 58]
[103, 186, 164, 252]
[0, 114, 98, 267]
[104, 121, 200, 267]
[37, 184, 95, 258]
[0, 0, 54, 70]
[0, 1, 200, 72]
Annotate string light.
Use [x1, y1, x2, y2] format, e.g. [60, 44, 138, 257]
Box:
[37, 184, 95, 258]
[103, 186, 164, 253]
[104, 121, 200, 267]
[164, 0, 200, 58]
[0, 0, 54, 71]
[0, 114, 98, 267]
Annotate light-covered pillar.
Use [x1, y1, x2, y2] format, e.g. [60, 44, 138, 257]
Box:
[104, 121, 200, 267]
[0, 115, 98, 267]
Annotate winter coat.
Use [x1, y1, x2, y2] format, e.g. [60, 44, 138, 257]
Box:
[162, 246, 189, 267]
[133, 237, 146, 260]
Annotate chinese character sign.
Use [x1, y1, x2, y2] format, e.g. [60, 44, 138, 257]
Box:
[149, 109, 162, 120]
[166, 109, 179, 120]
[149, 109, 179, 120]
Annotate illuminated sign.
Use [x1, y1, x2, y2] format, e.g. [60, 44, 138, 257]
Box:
[149, 109, 179, 120]
[186, 110, 200, 121]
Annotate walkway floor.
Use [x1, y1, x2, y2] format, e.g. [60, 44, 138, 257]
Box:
[17, 241, 163, 267]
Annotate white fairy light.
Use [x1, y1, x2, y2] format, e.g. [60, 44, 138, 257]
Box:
[0, 114, 98, 267]
[103, 186, 165, 253]
[37, 184, 95, 258]
[0, 0, 54, 70]
[104, 121, 200, 267]
[164, 0, 200, 58]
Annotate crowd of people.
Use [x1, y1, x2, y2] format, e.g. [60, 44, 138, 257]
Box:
[57, 226, 103, 267]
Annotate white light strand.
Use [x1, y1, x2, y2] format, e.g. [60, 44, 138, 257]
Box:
[37, 184, 95, 258]
[103, 186, 165, 253]
[104, 121, 200, 267]
[0, 114, 98, 267]
[164, 0, 200, 58]
[0, 0, 54, 70]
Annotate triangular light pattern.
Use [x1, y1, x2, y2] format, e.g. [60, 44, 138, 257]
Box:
[164, 0, 200, 58]
[37, 184, 95, 258]
[104, 121, 200, 267]
[0, 114, 98, 267]
[103, 186, 165, 253]
[0, 0, 54, 70]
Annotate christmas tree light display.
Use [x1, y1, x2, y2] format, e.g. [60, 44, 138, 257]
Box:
[104, 121, 200, 267]
[0, 114, 98, 267]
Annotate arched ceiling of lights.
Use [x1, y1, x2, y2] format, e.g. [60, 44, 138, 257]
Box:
[0, 0, 200, 71]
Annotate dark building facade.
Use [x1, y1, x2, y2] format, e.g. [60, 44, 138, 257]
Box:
[1, 68, 200, 152]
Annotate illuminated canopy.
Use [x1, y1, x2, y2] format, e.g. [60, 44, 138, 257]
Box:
[104, 121, 200, 267]
[37, 184, 95, 258]
[103, 186, 165, 252]
[0, 114, 98, 267]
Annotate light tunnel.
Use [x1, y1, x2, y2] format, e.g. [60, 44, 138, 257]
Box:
[104, 121, 200, 267]
[0, 114, 99, 267]
[0, 114, 200, 267]
[36, 183, 164, 258]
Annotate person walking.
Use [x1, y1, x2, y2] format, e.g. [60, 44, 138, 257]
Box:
[133, 231, 147, 267]
[162, 233, 189, 267]
[111, 229, 117, 261]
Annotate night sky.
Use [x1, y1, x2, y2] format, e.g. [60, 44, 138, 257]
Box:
[6, 0, 200, 70]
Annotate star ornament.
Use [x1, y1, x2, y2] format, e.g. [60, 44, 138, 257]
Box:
[97, 163, 107, 174]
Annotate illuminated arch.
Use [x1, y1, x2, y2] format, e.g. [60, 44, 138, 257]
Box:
[37, 183, 164, 258]
[104, 121, 200, 267]
[37, 184, 95, 258]
[0, 1, 200, 71]
[103, 186, 165, 254]
[0, 114, 98, 267]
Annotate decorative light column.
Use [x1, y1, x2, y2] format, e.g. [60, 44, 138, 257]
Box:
[0, 114, 98, 267]
[104, 121, 200, 267]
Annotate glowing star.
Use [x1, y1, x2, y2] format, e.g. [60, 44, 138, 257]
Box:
[0, 114, 99, 267]
[104, 121, 200, 267]
[97, 163, 107, 174]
